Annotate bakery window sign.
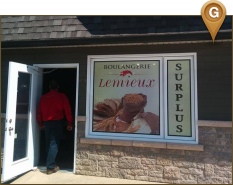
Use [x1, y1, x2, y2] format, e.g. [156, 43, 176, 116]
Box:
[86, 54, 198, 144]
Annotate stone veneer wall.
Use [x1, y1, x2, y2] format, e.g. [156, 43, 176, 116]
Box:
[76, 121, 232, 184]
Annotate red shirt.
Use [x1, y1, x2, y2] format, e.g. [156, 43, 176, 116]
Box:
[37, 90, 73, 127]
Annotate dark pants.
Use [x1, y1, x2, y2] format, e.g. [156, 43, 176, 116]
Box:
[44, 120, 63, 169]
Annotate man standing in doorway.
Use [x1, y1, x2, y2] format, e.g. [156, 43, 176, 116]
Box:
[37, 79, 73, 175]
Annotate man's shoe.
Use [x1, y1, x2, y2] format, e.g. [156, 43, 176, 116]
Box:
[47, 166, 59, 175]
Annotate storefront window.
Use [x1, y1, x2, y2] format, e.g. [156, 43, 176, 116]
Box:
[86, 54, 197, 144]
[93, 61, 160, 135]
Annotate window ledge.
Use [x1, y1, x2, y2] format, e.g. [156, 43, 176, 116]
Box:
[80, 138, 204, 151]
[198, 120, 232, 127]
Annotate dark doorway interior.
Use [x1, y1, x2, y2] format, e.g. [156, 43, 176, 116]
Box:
[39, 68, 77, 169]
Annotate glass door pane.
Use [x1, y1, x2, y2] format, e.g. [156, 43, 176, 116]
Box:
[13, 72, 31, 162]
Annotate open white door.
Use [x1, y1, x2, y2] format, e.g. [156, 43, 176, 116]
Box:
[2, 62, 39, 181]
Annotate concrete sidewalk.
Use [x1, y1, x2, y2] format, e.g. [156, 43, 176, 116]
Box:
[11, 170, 162, 184]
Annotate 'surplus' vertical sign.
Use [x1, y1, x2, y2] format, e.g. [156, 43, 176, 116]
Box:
[167, 60, 191, 137]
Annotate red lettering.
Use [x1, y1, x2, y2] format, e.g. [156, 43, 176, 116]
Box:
[147, 79, 156, 87]
[141, 80, 146, 87]
[99, 79, 104, 87]
[126, 79, 130, 87]
[112, 79, 124, 87]
[98, 78, 156, 88]
[105, 80, 111, 87]
[131, 79, 137, 87]
[138, 79, 141, 87]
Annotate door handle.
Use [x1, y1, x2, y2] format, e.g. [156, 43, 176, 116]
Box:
[9, 127, 14, 131]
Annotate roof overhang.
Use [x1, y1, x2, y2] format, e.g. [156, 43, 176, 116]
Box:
[1, 30, 232, 49]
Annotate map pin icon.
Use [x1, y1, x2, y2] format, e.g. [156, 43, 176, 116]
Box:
[201, 0, 226, 43]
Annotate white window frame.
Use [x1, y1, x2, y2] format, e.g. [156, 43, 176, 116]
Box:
[86, 53, 198, 144]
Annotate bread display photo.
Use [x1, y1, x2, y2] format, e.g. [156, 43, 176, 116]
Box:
[93, 93, 160, 135]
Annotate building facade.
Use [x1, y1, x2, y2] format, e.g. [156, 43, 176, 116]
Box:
[1, 16, 232, 183]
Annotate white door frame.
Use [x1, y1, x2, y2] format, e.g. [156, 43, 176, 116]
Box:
[33, 63, 79, 174]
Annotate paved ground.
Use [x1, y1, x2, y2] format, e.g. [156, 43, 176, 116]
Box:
[11, 170, 162, 184]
